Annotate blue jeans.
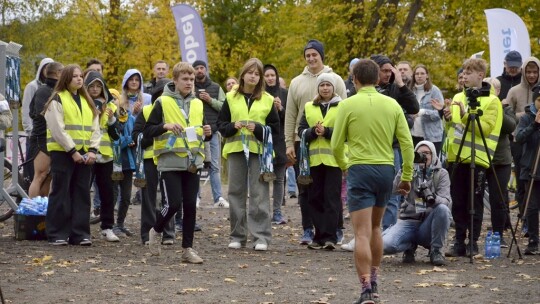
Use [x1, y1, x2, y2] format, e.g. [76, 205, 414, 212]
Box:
[208, 132, 223, 202]
[286, 166, 297, 194]
[92, 179, 101, 209]
[382, 204, 451, 253]
[382, 147, 401, 230]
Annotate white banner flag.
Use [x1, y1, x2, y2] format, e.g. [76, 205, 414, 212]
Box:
[485, 8, 531, 78]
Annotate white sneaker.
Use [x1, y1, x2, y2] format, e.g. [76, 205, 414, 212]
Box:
[196, 197, 201, 208]
[148, 228, 162, 256]
[181, 247, 203, 264]
[341, 238, 355, 252]
[101, 229, 120, 242]
[254, 243, 268, 251]
[228, 241, 242, 249]
[162, 239, 174, 245]
[214, 197, 229, 208]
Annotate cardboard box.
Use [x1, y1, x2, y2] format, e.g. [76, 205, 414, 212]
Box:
[13, 214, 47, 241]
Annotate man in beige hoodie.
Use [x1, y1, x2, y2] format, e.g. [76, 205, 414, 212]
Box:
[506, 56, 540, 228]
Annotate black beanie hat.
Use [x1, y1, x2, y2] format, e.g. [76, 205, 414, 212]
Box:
[370, 54, 392, 67]
[304, 39, 325, 62]
[192, 60, 207, 69]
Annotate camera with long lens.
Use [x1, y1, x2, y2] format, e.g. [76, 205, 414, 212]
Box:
[417, 181, 436, 207]
[414, 151, 428, 163]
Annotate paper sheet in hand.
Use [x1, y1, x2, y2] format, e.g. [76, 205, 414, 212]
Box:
[185, 127, 198, 142]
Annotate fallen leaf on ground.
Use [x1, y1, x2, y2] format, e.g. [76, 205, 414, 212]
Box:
[517, 273, 531, 279]
[469, 284, 483, 288]
[414, 283, 432, 287]
[483, 276, 496, 279]
[224, 278, 236, 283]
[41, 270, 54, 276]
[490, 287, 501, 292]
[178, 287, 209, 294]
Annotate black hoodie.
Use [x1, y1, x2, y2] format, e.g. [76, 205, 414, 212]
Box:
[264, 64, 288, 166]
[370, 55, 419, 115]
[29, 78, 57, 137]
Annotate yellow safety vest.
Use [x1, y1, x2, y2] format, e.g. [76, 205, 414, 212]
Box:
[98, 102, 117, 157]
[222, 89, 274, 159]
[142, 105, 154, 160]
[304, 101, 339, 167]
[153, 96, 205, 159]
[445, 92, 503, 168]
[47, 90, 94, 152]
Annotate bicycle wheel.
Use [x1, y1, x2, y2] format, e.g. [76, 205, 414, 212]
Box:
[0, 159, 23, 222]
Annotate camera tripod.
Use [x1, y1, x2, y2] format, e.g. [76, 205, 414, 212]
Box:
[451, 97, 521, 263]
[509, 130, 540, 254]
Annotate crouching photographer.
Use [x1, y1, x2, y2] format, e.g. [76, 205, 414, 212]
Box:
[382, 140, 452, 266]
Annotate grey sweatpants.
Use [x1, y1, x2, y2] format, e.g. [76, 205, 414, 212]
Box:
[227, 152, 271, 246]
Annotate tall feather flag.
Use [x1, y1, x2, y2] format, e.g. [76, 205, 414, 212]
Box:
[171, 4, 208, 66]
[485, 9, 531, 77]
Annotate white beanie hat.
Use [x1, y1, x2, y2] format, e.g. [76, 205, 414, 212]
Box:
[317, 73, 336, 89]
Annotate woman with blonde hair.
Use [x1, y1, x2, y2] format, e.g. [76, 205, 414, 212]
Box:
[44, 64, 100, 246]
[217, 58, 280, 251]
[113, 69, 151, 237]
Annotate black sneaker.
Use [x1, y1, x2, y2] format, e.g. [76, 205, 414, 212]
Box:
[524, 243, 538, 255]
[194, 222, 202, 232]
[500, 238, 509, 248]
[307, 243, 323, 250]
[323, 241, 336, 251]
[429, 248, 446, 266]
[402, 248, 416, 263]
[354, 289, 375, 304]
[445, 243, 466, 257]
[466, 242, 479, 257]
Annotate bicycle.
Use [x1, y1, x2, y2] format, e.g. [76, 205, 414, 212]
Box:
[0, 157, 27, 221]
[0, 133, 31, 222]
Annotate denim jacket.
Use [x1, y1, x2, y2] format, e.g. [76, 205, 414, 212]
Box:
[413, 84, 444, 142]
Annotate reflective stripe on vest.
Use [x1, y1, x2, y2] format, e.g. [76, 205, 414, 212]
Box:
[142, 105, 154, 159]
[98, 102, 117, 157]
[153, 96, 205, 160]
[445, 92, 503, 168]
[304, 101, 339, 167]
[47, 90, 94, 152]
[222, 90, 274, 159]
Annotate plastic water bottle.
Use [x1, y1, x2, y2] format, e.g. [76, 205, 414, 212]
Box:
[165, 134, 177, 150]
[492, 232, 501, 258]
[485, 230, 493, 259]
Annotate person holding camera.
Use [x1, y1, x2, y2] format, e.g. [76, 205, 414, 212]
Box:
[514, 84, 540, 255]
[443, 58, 503, 257]
[382, 140, 451, 266]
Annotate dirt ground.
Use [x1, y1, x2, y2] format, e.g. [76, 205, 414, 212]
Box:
[1, 182, 539, 304]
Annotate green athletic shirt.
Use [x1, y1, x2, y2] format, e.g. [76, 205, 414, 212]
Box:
[331, 86, 414, 181]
